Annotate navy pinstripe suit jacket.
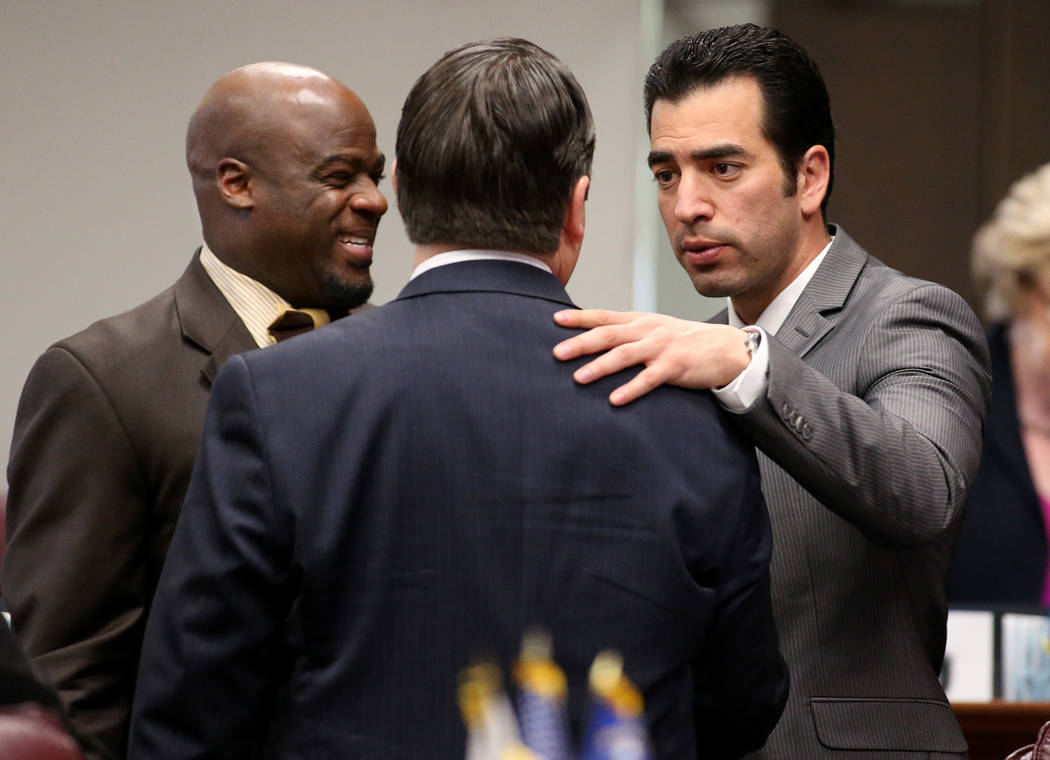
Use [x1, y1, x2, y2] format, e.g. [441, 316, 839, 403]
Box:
[129, 259, 788, 760]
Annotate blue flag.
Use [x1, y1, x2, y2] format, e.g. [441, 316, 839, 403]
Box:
[578, 651, 653, 760]
[514, 631, 572, 760]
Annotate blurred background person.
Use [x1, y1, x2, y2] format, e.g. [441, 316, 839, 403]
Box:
[948, 161, 1050, 604]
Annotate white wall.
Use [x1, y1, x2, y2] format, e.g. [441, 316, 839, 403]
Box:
[0, 0, 649, 479]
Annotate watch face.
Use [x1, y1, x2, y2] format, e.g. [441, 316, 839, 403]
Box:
[744, 328, 761, 357]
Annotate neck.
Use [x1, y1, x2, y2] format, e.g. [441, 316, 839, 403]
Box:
[413, 243, 463, 269]
[731, 221, 831, 325]
[413, 245, 556, 273]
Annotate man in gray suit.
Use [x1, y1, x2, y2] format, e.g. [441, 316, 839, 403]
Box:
[553, 24, 990, 758]
[3, 62, 387, 760]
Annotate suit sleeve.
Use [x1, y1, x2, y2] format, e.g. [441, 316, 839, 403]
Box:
[128, 354, 293, 760]
[738, 282, 991, 546]
[690, 441, 789, 758]
[3, 346, 150, 760]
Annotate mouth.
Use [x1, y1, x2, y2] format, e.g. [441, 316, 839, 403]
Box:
[337, 232, 375, 266]
[681, 240, 726, 267]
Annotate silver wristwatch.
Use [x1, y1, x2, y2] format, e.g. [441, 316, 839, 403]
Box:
[742, 326, 762, 360]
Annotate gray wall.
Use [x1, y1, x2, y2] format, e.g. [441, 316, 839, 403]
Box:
[0, 0, 650, 481]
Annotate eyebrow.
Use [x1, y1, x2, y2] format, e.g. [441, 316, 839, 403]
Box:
[317, 152, 386, 173]
[647, 143, 752, 168]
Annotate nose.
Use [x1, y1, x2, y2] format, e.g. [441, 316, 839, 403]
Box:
[674, 172, 714, 226]
[350, 179, 388, 219]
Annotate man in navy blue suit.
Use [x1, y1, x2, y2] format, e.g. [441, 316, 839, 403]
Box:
[128, 38, 788, 760]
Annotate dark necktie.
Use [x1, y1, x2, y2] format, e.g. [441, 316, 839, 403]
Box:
[267, 308, 330, 343]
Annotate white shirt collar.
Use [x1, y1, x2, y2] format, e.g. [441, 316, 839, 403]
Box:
[410, 249, 552, 280]
[198, 243, 293, 348]
[727, 237, 834, 334]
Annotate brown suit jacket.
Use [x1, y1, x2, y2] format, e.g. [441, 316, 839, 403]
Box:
[3, 251, 256, 760]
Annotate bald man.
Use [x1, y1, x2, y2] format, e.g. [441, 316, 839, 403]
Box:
[2, 62, 387, 760]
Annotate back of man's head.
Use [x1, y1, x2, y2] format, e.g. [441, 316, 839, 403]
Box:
[644, 23, 836, 213]
[396, 38, 595, 255]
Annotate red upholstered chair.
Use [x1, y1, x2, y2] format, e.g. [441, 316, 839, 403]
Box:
[0, 704, 83, 760]
[1007, 721, 1050, 760]
[1, 525, 82, 759]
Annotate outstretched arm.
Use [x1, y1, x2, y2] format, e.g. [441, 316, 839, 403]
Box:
[734, 285, 989, 546]
[552, 284, 991, 547]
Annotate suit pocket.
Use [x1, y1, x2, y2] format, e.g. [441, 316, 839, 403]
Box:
[810, 697, 967, 753]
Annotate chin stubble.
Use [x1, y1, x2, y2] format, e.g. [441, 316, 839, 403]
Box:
[321, 272, 373, 314]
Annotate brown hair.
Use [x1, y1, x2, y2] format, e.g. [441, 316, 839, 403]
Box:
[396, 38, 595, 255]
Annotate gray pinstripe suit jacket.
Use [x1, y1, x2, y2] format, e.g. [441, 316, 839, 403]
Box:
[719, 227, 991, 759]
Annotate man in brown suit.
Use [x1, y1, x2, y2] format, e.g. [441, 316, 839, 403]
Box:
[2, 61, 388, 760]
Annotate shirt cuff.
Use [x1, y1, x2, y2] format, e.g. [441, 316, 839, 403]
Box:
[712, 326, 769, 414]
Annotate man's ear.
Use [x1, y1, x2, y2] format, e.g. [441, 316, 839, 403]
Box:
[562, 174, 589, 249]
[797, 144, 830, 217]
[551, 175, 590, 286]
[217, 158, 254, 210]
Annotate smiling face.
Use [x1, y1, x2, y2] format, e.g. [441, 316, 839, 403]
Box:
[648, 75, 822, 323]
[247, 88, 387, 313]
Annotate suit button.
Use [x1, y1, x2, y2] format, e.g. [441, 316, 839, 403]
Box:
[793, 416, 805, 432]
[801, 423, 813, 440]
[781, 402, 793, 420]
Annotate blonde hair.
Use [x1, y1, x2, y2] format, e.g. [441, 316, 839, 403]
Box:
[972, 162, 1050, 321]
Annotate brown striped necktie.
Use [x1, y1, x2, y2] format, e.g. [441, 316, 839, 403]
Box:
[267, 308, 330, 343]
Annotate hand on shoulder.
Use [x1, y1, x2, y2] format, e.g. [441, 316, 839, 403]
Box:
[553, 308, 752, 404]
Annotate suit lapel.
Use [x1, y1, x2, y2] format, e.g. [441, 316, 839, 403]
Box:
[775, 293, 834, 357]
[172, 249, 257, 386]
[774, 226, 868, 358]
[395, 259, 577, 308]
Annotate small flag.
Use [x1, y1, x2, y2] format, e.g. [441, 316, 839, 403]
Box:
[514, 630, 572, 760]
[578, 651, 653, 760]
[459, 661, 539, 760]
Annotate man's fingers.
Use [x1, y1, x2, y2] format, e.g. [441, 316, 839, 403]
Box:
[571, 341, 648, 384]
[609, 365, 669, 406]
[553, 308, 636, 329]
[554, 323, 641, 361]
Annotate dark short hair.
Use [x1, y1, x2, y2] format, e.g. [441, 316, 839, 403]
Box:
[644, 23, 835, 213]
[396, 37, 595, 254]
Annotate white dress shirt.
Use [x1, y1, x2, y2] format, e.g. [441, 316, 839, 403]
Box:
[410, 248, 552, 279]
